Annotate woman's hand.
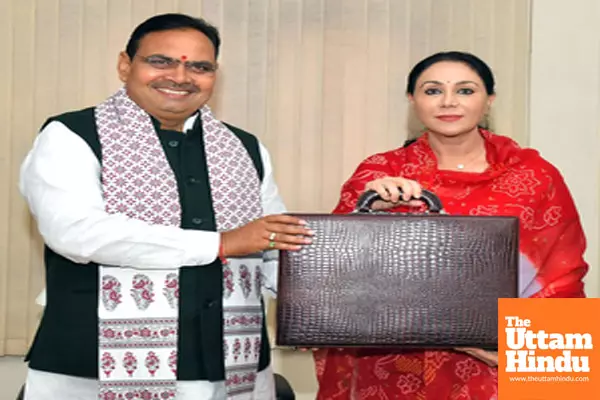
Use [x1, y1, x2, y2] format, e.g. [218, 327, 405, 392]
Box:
[364, 176, 424, 210]
[455, 348, 498, 367]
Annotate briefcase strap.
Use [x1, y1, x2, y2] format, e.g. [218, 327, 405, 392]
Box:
[354, 188, 443, 213]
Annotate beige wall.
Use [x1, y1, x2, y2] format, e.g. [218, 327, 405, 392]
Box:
[529, 0, 600, 299]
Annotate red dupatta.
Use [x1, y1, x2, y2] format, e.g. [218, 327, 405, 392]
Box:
[314, 130, 588, 400]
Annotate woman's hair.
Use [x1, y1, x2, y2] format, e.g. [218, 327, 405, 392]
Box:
[405, 51, 495, 95]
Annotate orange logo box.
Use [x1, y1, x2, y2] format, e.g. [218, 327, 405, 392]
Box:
[498, 298, 600, 400]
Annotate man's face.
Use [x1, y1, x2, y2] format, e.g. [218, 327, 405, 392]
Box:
[117, 28, 217, 127]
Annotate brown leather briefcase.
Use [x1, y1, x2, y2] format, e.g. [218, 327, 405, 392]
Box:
[276, 189, 519, 350]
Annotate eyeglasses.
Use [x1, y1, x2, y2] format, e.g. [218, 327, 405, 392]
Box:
[136, 54, 217, 75]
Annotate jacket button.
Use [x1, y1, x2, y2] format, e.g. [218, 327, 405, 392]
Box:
[205, 300, 217, 308]
[192, 218, 203, 225]
[168, 140, 179, 148]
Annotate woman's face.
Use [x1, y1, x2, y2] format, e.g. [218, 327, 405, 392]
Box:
[408, 61, 495, 138]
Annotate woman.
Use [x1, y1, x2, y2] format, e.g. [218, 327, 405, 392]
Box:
[314, 51, 589, 399]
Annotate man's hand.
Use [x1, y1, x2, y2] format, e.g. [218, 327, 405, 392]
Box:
[220, 214, 314, 257]
[455, 348, 498, 367]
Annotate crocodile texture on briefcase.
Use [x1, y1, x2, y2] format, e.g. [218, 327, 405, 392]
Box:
[276, 190, 519, 349]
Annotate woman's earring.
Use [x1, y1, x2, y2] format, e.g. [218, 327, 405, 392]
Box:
[480, 113, 490, 130]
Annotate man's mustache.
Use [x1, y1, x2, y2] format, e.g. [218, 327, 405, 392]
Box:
[150, 81, 199, 92]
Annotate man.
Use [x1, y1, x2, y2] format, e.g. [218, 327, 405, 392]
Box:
[19, 13, 312, 400]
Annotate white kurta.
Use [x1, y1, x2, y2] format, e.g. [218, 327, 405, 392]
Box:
[19, 116, 286, 400]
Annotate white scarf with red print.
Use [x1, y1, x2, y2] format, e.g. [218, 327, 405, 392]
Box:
[95, 87, 265, 399]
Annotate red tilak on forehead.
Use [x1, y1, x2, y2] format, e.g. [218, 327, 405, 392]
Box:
[181, 55, 188, 61]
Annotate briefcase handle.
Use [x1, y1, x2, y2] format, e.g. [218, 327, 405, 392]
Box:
[354, 188, 443, 213]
